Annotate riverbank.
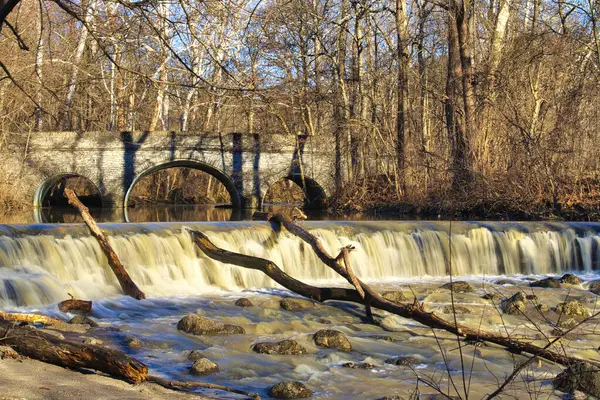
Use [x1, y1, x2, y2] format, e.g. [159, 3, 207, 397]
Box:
[0, 358, 201, 400]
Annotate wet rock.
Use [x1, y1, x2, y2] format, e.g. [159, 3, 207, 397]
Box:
[177, 314, 245, 336]
[46, 322, 90, 334]
[269, 381, 313, 399]
[530, 277, 561, 288]
[253, 339, 307, 355]
[124, 336, 143, 349]
[39, 329, 65, 340]
[313, 329, 352, 352]
[440, 281, 475, 293]
[0, 345, 21, 360]
[69, 315, 99, 327]
[345, 324, 361, 332]
[495, 279, 518, 285]
[441, 305, 471, 314]
[556, 301, 590, 318]
[342, 362, 374, 369]
[317, 318, 332, 325]
[561, 274, 583, 285]
[187, 350, 205, 361]
[482, 293, 502, 301]
[280, 298, 314, 311]
[502, 292, 527, 315]
[558, 318, 578, 328]
[372, 335, 400, 343]
[589, 281, 600, 295]
[526, 294, 538, 301]
[83, 337, 103, 345]
[553, 361, 600, 398]
[382, 291, 407, 304]
[189, 358, 219, 375]
[235, 298, 253, 307]
[385, 356, 420, 366]
[378, 396, 402, 400]
[536, 304, 550, 312]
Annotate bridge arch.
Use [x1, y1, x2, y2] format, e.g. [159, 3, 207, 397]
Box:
[33, 172, 103, 208]
[123, 159, 243, 209]
[263, 175, 328, 209]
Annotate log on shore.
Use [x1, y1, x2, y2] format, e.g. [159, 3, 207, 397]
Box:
[0, 311, 63, 325]
[64, 189, 145, 300]
[0, 320, 148, 383]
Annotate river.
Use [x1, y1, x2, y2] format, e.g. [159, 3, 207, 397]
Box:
[1, 210, 599, 398]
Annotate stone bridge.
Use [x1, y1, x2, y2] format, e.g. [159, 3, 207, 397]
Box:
[4, 131, 341, 209]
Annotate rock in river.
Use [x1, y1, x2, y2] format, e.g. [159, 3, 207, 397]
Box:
[439, 281, 475, 293]
[313, 329, 352, 352]
[554, 361, 600, 398]
[530, 277, 561, 288]
[253, 339, 307, 355]
[280, 298, 314, 311]
[556, 300, 590, 318]
[269, 381, 313, 399]
[441, 305, 471, 314]
[189, 358, 219, 375]
[69, 315, 99, 327]
[561, 274, 583, 285]
[502, 292, 526, 315]
[381, 291, 407, 303]
[235, 298, 253, 307]
[177, 314, 245, 336]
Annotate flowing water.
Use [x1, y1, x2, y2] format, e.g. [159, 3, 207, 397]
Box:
[2, 220, 600, 398]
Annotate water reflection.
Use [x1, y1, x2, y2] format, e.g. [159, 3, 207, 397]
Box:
[0, 204, 409, 224]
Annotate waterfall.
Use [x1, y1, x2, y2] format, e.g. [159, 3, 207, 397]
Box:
[1, 221, 599, 307]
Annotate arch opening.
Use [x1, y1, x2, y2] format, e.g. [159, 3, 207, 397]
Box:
[35, 174, 102, 208]
[124, 161, 242, 209]
[263, 176, 327, 210]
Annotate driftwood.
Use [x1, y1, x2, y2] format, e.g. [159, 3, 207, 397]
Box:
[65, 189, 145, 300]
[0, 311, 63, 325]
[58, 293, 92, 313]
[148, 375, 261, 399]
[189, 214, 598, 369]
[0, 320, 148, 383]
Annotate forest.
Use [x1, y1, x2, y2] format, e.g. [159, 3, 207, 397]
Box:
[1, 0, 599, 216]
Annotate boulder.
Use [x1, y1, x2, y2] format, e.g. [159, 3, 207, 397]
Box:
[124, 336, 143, 349]
[83, 337, 103, 345]
[189, 358, 219, 375]
[530, 277, 561, 288]
[482, 293, 502, 302]
[556, 300, 590, 318]
[381, 291, 407, 304]
[553, 361, 600, 398]
[385, 356, 420, 366]
[441, 305, 471, 314]
[502, 292, 527, 315]
[280, 298, 314, 311]
[561, 274, 583, 285]
[177, 314, 245, 336]
[536, 304, 550, 312]
[440, 281, 475, 293]
[589, 281, 600, 295]
[69, 315, 99, 327]
[235, 298, 253, 307]
[342, 362, 374, 369]
[253, 339, 307, 355]
[526, 294, 538, 301]
[313, 329, 352, 352]
[317, 318, 332, 325]
[188, 350, 205, 361]
[45, 322, 90, 334]
[269, 381, 313, 399]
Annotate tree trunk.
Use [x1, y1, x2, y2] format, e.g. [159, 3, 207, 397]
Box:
[0, 320, 148, 383]
[65, 189, 145, 300]
[396, 0, 409, 192]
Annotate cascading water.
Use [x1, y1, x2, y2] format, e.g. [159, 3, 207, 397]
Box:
[1, 221, 600, 308]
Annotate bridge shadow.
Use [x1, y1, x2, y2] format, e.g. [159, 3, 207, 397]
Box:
[122, 131, 150, 203]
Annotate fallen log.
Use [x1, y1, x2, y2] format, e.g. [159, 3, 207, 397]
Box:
[0, 320, 148, 383]
[189, 216, 599, 369]
[58, 293, 92, 313]
[0, 311, 63, 325]
[148, 375, 261, 399]
[65, 189, 145, 300]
